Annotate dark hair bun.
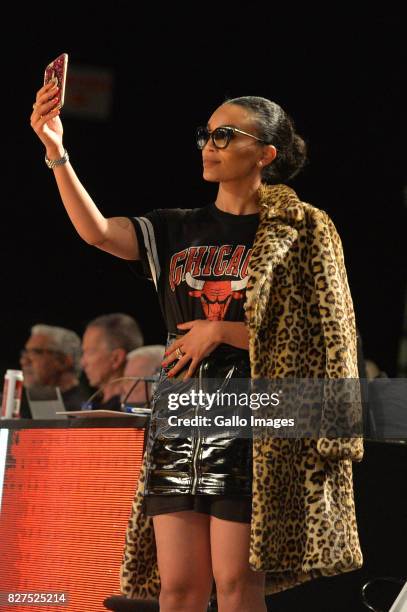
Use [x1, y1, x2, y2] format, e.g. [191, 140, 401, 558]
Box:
[225, 96, 308, 184]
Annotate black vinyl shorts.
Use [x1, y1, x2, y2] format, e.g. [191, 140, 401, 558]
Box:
[144, 494, 252, 523]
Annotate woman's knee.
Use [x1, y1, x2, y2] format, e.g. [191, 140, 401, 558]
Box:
[159, 577, 212, 609]
[214, 572, 242, 598]
[214, 568, 265, 598]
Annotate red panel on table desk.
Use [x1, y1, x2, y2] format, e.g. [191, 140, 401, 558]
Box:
[0, 427, 145, 611]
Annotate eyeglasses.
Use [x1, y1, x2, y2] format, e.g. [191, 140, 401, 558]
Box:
[196, 125, 267, 150]
[20, 348, 62, 358]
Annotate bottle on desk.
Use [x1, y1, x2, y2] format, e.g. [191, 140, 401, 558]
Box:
[1, 369, 24, 419]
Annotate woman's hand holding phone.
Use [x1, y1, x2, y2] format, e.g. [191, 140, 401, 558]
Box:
[30, 53, 68, 159]
[30, 82, 64, 158]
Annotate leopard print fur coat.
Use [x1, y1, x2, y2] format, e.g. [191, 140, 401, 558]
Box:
[120, 183, 363, 598]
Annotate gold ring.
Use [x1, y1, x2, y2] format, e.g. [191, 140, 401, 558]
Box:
[175, 347, 184, 360]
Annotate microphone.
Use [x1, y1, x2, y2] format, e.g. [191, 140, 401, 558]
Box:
[119, 376, 159, 411]
[82, 375, 160, 411]
[128, 376, 159, 383]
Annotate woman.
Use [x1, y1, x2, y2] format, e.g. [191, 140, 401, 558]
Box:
[31, 86, 363, 611]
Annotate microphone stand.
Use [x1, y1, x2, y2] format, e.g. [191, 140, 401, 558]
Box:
[82, 376, 159, 412]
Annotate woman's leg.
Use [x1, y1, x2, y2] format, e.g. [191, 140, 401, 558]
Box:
[210, 516, 267, 612]
[153, 511, 214, 612]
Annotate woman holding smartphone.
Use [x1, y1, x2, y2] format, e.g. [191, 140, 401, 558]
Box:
[31, 83, 363, 612]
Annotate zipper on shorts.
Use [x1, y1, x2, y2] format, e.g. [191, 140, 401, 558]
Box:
[190, 366, 203, 495]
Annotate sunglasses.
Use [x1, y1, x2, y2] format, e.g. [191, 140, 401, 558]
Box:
[196, 125, 267, 150]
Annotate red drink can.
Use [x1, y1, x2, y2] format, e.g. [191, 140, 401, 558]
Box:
[1, 369, 24, 419]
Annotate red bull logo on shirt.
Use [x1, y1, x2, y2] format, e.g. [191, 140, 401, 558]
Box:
[169, 244, 251, 320]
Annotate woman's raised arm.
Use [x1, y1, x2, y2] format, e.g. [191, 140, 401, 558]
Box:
[30, 82, 139, 260]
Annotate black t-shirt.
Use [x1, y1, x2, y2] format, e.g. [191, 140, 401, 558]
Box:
[130, 203, 260, 333]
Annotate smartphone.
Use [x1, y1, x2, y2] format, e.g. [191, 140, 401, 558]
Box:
[43, 53, 68, 109]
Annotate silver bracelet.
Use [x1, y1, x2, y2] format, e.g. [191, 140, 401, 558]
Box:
[45, 149, 69, 169]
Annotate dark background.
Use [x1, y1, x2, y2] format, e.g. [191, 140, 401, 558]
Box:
[2, 7, 406, 376]
[1, 7, 406, 611]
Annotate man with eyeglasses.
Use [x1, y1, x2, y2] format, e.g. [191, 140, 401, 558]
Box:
[19, 324, 90, 416]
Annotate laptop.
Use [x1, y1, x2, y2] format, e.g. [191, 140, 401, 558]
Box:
[389, 582, 407, 612]
[26, 386, 68, 420]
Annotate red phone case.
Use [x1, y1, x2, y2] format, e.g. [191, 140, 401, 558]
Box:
[44, 53, 68, 108]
